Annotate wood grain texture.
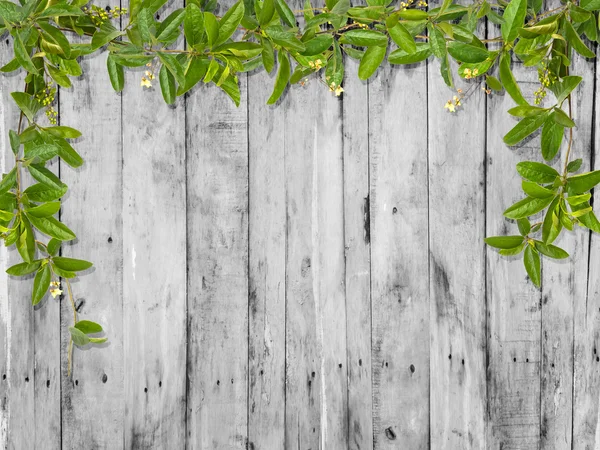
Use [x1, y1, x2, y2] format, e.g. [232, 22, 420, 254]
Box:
[283, 76, 348, 450]
[428, 48, 487, 450]
[185, 49, 249, 450]
[540, 50, 594, 449]
[59, 47, 125, 449]
[247, 69, 286, 449]
[369, 61, 429, 448]
[571, 52, 599, 450]
[121, 1, 187, 446]
[0, 39, 36, 450]
[342, 56, 373, 450]
[486, 59, 542, 450]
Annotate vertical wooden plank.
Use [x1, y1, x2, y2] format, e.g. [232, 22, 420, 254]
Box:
[283, 20, 348, 450]
[428, 36, 487, 450]
[121, 4, 187, 447]
[0, 40, 36, 450]
[369, 62, 429, 447]
[59, 31, 125, 450]
[486, 62, 542, 449]
[342, 56, 373, 449]
[186, 38, 249, 450]
[247, 71, 286, 447]
[540, 51, 593, 448]
[33, 100, 61, 450]
[571, 54, 599, 450]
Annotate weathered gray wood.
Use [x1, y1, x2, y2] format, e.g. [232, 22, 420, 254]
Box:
[186, 61, 249, 450]
[247, 69, 286, 448]
[428, 56, 487, 449]
[571, 52, 599, 450]
[59, 48, 125, 448]
[283, 66, 348, 450]
[0, 39, 37, 450]
[121, 7, 187, 446]
[486, 60, 542, 449]
[540, 51, 593, 449]
[342, 57, 373, 450]
[369, 61, 429, 448]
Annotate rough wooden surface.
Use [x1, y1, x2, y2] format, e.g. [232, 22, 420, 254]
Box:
[4, 18, 600, 450]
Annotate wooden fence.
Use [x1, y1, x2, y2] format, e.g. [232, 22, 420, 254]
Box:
[1, 4, 600, 449]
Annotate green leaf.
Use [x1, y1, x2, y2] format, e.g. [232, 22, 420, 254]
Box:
[74, 320, 103, 334]
[156, 8, 186, 43]
[503, 195, 555, 219]
[398, 9, 428, 20]
[23, 183, 67, 202]
[567, 170, 600, 194]
[499, 52, 527, 106]
[157, 52, 186, 87]
[549, 76, 583, 105]
[524, 245, 541, 287]
[6, 260, 42, 276]
[507, 105, 547, 117]
[267, 50, 290, 105]
[486, 75, 502, 91]
[32, 264, 51, 305]
[260, 0, 275, 25]
[567, 193, 591, 206]
[9, 130, 19, 155]
[541, 115, 564, 161]
[0, 168, 16, 196]
[500, 242, 526, 255]
[25, 201, 60, 218]
[185, 3, 205, 47]
[389, 22, 416, 54]
[47, 238, 61, 255]
[389, 42, 431, 64]
[534, 241, 569, 259]
[216, 0, 244, 46]
[137, 8, 154, 43]
[301, 35, 334, 56]
[484, 235, 525, 249]
[159, 64, 176, 104]
[564, 19, 595, 58]
[581, 0, 600, 11]
[45, 126, 82, 139]
[340, 29, 388, 47]
[516, 161, 560, 183]
[37, 4, 83, 17]
[541, 196, 560, 242]
[503, 112, 549, 146]
[358, 44, 386, 80]
[107, 54, 125, 92]
[567, 159, 583, 173]
[28, 164, 63, 190]
[69, 326, 90, 346]
[447, 41, 489, 63]
[501, 0, 527, 42]
[517, 218, 531, 235]
[26, 215, 76, 241]
[552, 107, 576, 127]
[522, 180, 555, 198]
[178, 56, 209, 95]
[91, 21, 122, 50]
[16, 218, 35, 263]
[38, 21, 71, 58]
[11, 92, 42, 122]
[89, 337, 108, 344]
[204, 12, 219, 47]
[274, 0, 296, 27]
[13, 31, 39, 75]
[265, 28, 306, 52]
